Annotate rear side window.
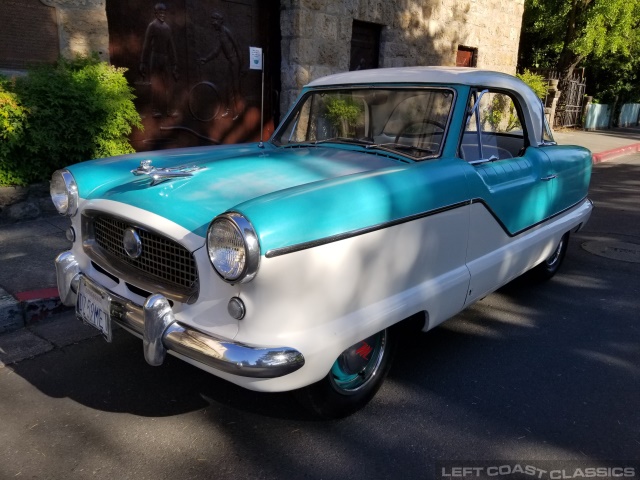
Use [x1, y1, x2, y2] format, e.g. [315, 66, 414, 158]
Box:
[460, 91, 526, 162]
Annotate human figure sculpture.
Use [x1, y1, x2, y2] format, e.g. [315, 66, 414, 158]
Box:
[198, 12, 242, 120]
[140, 3, 179, 118]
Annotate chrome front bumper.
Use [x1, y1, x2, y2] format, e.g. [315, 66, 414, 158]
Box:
[55, 251, 305, 378]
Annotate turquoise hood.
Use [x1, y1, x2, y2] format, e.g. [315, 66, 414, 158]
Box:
[68, 143, 402, 238]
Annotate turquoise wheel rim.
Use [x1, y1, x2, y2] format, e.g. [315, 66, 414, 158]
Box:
[330, 330, 387, 394]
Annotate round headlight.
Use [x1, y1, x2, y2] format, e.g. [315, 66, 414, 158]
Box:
[50, 169, 78, 216]
[207, 213, 260, 283]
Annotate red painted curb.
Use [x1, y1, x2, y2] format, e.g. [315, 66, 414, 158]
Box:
[14, 288, 60, 302]
[592, 143, 640, 164]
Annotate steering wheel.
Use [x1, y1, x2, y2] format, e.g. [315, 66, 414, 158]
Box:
[394, 120, 446, 144]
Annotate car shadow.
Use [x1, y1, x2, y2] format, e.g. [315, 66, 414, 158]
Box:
[8, 329, 317, 421]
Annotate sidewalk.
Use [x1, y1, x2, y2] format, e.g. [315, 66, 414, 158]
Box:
[553, 126, 640, 163]
[2, 127, 640, 362]
[0, 215, 72, 333]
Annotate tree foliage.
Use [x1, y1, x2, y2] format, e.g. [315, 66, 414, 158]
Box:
[517, 69, 549, 99]
[586, 52, 640, 104]
[519, 0, 640, 87]
[0, 54, 142, 186]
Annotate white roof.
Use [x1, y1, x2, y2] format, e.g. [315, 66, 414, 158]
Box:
[306, 67, 545, 146]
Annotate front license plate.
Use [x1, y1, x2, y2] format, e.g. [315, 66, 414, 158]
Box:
[77, 277, 113, 342]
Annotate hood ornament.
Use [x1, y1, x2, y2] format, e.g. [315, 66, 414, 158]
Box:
[132, 159, 205, 186]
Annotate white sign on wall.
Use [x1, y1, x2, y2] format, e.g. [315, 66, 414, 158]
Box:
[249, 47, 263, 70]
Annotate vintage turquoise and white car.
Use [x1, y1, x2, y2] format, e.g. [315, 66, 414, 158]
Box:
[52, 67, 593, 418]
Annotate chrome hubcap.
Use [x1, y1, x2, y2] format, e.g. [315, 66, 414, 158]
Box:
[330, 330, 386, 394]
[546, 237, 564, 267]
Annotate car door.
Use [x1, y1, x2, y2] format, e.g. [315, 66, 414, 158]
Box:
[459, 89, 555, 303]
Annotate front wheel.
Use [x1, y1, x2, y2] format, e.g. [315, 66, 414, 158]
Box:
[295, 328, 396, 419]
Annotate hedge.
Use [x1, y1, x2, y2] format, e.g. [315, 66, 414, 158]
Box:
[0, 55, 142, 186]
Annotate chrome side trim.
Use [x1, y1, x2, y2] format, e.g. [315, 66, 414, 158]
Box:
[266, 196, 593, 258]
[470, 195, 591, 238]
[265, 201, 470, 258]
[53, 254, 305, 378]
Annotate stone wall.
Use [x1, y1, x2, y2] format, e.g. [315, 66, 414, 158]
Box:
[280, 0, 524, 112]
[40, 0, 109, 62]
[39, 0, 525, 115]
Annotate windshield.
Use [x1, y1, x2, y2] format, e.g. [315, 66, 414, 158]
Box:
[272, 87, 455, 159]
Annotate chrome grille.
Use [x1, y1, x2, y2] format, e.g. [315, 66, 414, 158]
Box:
[92, 215, 197, 290]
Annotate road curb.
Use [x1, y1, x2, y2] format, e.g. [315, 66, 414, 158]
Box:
[592, 143, 640, 164]
[0, 288, 24, 334]
[0, 287, 72, 334]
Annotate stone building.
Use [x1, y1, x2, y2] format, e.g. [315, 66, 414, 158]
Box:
[0, 0, 525, 149]
[279, 0, 525, 109]
[0, 0, 109, 72]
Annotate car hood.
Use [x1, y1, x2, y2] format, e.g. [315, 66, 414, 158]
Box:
[68, 143, 401, 238]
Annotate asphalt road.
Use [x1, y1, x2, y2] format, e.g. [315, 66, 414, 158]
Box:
[1, 156, 639, 480]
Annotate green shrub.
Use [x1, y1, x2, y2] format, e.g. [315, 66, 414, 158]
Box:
[0, 79, 29, 185]
[0, 54, 142, 186]
[517, 69, 548, 99]
[325, 97, 364, 137]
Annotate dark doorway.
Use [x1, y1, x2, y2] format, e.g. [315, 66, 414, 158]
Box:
[456, 46, 477, 67]
[349, 20, 381, 71]
[106, 0, 281, 151]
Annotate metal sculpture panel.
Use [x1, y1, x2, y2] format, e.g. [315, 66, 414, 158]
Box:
[107, 0, 280, 150]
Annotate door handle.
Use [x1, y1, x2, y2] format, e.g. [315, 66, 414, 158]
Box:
[541, 174, 558, 181]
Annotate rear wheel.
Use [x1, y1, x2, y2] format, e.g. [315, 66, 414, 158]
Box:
[528, 232, 569, 281]
[295, 328, 396, 419]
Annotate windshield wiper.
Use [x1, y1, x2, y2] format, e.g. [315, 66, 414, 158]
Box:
[281, 137, 375, 148]
[366, 143, 435, 156]
[279, 138, 435, 157]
